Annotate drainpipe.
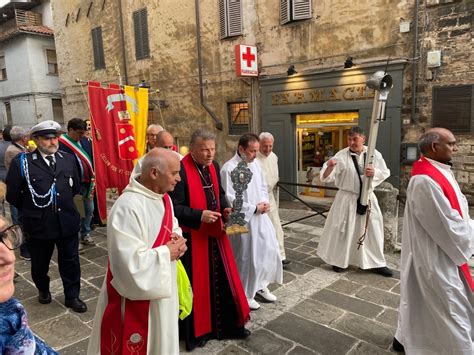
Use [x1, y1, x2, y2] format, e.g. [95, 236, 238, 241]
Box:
[117, 0, 129, 85]
[194, 0, 223, 130]
[411, 0, 419, 123]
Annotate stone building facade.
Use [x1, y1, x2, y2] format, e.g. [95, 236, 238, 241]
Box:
[50, 0, 473, 201]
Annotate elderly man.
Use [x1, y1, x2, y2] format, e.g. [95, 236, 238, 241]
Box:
[394, 128, 473, 354]
[4, 126, 30, 260]
[317, 126, 393, 277]
[88, 148, 186, 354]
[133, 130, 182, 176]
[221, 133, 282, 311]
[169, 128, 250, 351]
[58, 118, 96, 246]
[257, 132, 289, 266]
[145, 124, 164, 153]
[6, 120, 86, 312]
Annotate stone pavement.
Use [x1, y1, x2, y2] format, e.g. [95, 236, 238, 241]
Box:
[10, 205, 472, 354]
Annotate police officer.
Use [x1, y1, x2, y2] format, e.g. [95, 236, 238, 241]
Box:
[6, 120, 87, 313]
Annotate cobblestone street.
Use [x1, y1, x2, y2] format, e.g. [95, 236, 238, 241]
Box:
[11, 205, 473, 354]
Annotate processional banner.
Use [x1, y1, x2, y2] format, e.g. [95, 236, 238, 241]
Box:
[88, 81, 146, 220]
[124, 85, 148, 158]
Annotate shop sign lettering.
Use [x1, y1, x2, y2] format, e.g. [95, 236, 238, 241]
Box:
[271, 85, 375, 105]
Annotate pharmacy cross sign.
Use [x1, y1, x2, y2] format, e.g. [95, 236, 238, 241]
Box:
[235, 44, 258, 77]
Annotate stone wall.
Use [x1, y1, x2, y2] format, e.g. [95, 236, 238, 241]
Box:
[50, 0, 414, 164]
[401, 0, 473, 203]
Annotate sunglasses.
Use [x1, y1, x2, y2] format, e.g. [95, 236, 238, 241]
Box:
[0, 225, 24, 250]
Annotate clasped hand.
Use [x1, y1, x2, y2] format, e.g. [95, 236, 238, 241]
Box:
[166, 233, 187, 261]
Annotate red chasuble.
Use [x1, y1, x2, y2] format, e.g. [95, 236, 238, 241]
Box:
[100, 194, 173, 355]
[411, 157, 474, 292]
[181, 153, 250, 338]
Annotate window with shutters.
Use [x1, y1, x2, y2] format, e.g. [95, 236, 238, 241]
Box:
[91, 27, 106, 69]
[0, 53, 6, 80]
[219, 0, 242, 39]
[133, 8, 150, 60]
[45, 49, 58, 75]
[228, 102, 249, 135]
[4, 102, 12, 126]
[432, 85, 474, 134]
[281, 0, 312, 25]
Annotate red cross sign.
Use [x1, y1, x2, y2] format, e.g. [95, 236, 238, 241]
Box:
[235, 44, 258, 77]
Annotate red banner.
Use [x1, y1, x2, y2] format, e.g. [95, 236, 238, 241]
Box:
[88, 82, 138, 221]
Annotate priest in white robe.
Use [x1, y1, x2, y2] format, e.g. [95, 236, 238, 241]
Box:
[394, 128, 474, 355]
[88, 148, 187, 355]
[257, 132, 288, 265]
[317, 126, 393, 277]
[221, 133, 283, 311]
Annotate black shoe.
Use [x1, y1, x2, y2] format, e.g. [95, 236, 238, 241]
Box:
[65, 298, 87, 313]
[392, 337, 405, 352]
[232, 327, 251, 339]
[38, 291, 52, 304]
[370, 267, 394, 278]
[282, 259, 291, 265]
[332, 265, 346, 273]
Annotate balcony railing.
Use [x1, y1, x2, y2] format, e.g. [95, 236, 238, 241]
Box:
[0, 9, 43, 41]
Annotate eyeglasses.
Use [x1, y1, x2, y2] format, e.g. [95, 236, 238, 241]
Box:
[0, 225, 24, 250]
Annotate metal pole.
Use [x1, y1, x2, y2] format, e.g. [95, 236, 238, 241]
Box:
[359, 71, 392, 208]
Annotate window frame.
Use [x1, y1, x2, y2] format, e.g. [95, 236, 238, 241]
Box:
[432, 84, 474, 134]
[219, 0, 243, 39]
[91, 26, 106, 70]
[228, 101, 250, 135]
[0, 53, 7, 81]
[133, 8, 150, 60]
[45, 48, 58, 76]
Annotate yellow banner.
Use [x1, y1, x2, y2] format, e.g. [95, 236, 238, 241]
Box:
[124, 85, 148, 158]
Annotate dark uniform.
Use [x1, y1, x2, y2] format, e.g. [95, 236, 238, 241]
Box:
[6, 149, 82, 301]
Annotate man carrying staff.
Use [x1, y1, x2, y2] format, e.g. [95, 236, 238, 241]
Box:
[394, 128, 473, 354]
[169, 128, 250, 351]
[88, 148, 186, 354]
[317, 126, 393, 277]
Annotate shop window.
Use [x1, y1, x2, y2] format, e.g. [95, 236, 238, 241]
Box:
[228, 102, 249, 135]
[133, 8, 150, 60]
[46, 49, 58, 75]
[0, 53, 7, 80]
[219, 0, 242, 39]
[91, 27, 106, 69]
[281, 0, 312, 25]
[432, 85, 473, 134]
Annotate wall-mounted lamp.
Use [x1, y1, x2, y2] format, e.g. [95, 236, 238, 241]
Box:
[344, 57, 354, 69]
[287, 65, 298, 76]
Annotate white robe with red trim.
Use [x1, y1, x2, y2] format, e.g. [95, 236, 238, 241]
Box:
[88, 174, 182, 355]
[395, 158, 474, 355]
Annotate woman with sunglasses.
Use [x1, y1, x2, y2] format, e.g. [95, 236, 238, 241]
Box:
[0, 217, 57, 354]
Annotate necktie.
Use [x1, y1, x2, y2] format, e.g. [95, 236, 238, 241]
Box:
[45, 155, 56, 172]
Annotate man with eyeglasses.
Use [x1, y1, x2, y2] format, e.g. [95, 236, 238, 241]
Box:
[6, 120, 87, 313]
[169, 128, 250, 351]
[145, 124, 164, 153]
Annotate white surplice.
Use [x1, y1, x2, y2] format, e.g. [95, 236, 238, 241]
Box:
[220, 153, 283, 299]
[317, 146, 390, 269]
[257, 151, 286, 260]
[88, 174, 182, 355]
[395, 158, 474, 355]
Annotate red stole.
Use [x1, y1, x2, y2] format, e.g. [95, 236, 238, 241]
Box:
[181, 154, 250, 338]
[411, 157, 474, 292]
[100, 194, 173, 354]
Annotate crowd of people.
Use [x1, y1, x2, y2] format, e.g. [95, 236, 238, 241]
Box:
[0, 119, 472, 354]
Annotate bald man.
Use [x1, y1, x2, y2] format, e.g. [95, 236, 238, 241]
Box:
[89, 148, 186, 354]
[394, 127, 473, 354]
